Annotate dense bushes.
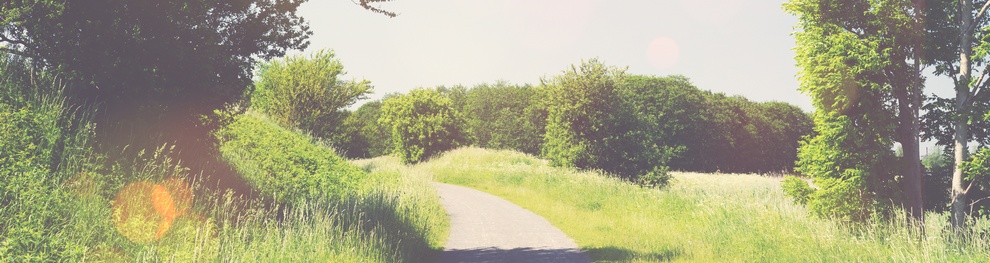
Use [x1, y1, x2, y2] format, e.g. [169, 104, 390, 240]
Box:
[216, 113, 363, 201]
[0, 57, 100, 261]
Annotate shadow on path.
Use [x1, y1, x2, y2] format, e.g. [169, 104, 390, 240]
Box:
[436, 247, 589, 263]
[584, 246, 682, 262]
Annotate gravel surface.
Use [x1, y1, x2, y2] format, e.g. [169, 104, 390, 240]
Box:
[434, 183, 590, 263]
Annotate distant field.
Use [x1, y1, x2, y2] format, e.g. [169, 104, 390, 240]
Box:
[420, 147, 990, 262]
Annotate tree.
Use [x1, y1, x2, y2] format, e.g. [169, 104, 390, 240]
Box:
[339, 99, 394, 159]
[379, 88, 466, 163]
[921, 0, 990, 229]
[462, 82, 543, 155]
[786, 0, 926, 220]
[252, 49, 371, 139]
[621, 75, 706, 172]
[0, 0, 396, 155]
[541, 59, 670, 181]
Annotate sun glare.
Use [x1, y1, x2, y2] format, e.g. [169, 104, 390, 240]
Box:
[112, 178, 194, 243]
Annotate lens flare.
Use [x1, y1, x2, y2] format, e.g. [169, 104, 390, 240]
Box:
[112, 178, 194, 243]
[648, 37, 680, 70]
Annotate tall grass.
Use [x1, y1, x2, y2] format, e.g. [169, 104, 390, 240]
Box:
[2, 65, 447, 261]
[425, 147, 990, 262]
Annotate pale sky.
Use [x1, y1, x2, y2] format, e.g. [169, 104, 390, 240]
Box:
[293, 0, 815, 110]
[294, 0, 956, 118]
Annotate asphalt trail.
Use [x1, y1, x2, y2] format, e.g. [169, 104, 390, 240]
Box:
[434, 183, 590, 263]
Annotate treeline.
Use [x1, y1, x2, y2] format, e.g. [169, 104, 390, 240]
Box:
[310, 59, 812, 182]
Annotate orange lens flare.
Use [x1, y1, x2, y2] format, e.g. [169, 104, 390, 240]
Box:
[112, 178, 194, 243]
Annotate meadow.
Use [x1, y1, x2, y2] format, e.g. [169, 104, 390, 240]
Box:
[421, 147, 990, 262]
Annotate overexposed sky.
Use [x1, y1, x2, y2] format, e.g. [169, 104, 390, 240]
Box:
[293, 0, 956, 113]
[294, 0, 814, 110]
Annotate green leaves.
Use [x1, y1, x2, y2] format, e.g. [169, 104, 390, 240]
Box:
[253, 49, 372, 141]
[379, 88, 466, 164]
[787, 0, 921, 221]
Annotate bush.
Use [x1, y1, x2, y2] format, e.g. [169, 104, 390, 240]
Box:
[0, 57, 104, 261]
[636, 166, 672, 189]
[781, 176, 815, 205]
[379, 88, 466, 164]
[252, 49, 371, 139]
[216, 113, 364, 202]
[807, 175, 871, 223]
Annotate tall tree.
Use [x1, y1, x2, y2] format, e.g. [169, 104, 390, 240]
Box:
[0, 0, 395, 147]
[921, 0, 990, 229]
[786, 0, 926, 220]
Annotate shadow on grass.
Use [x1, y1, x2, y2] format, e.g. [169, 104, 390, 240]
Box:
[584, 246, 682, 262]
[437, 247, 590, 263]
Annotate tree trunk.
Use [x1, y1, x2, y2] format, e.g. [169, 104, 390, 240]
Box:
[905, 58, 925, 221]
[952, 0, 972, 229]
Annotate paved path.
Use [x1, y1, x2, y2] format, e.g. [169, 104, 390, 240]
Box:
[434, 183, 590, 263]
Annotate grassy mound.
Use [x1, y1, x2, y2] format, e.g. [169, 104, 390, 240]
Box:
[424, 147, 990, 262]
[213, 112, 448, 262]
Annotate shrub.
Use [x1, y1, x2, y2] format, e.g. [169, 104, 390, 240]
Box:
[781, 176, 815, 205]
[216, 113, 364, 202]
[636, 166, 672, 189]
[379, 88, 466, 164]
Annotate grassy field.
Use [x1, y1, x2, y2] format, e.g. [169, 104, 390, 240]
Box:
[422, 147, 990, 262]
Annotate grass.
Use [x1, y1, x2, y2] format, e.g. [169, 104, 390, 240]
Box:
[1, 78, 448, 261]
[423, 147, 990, 262]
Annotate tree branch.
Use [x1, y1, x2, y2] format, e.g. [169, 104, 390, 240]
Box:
[0, 33, 29, 47]
[966, 62, 990, 106]
[965, 178, 976, 194]
[0, 47, 35, 59]
[971, 195, 990, 214]
[969, 0, 990, 33]
[352, 0, 397, 18]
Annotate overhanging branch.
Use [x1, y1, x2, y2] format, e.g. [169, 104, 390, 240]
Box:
[353, 0, 397, 18]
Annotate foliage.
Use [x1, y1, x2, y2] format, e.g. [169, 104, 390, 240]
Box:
[0, 57, 104, 261]
[0, 0, 313, 145]
[782, 176, 815, 205]
[786, 0, 924, 221]
[379, 88, 466, 163]
[796, 112, 899, 221]
[340, 100, 394, 159]
[216, 113, 363, 202]
[462, 82, 543, 155]
[540, 59, 672, 181]
[960, 147, 990, 215]
[923, 149, 954, 213]
[253, 49, 372, 140]
[619, 75, 812, 174]
[636, 166, 672, 189]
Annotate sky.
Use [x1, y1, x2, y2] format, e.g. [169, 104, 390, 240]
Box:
[292, 0, 816, 110]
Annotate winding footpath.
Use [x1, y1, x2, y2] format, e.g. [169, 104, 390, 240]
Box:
[434, 183, 590, 263]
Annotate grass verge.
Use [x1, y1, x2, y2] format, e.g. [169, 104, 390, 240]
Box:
[424, 147, 990, 262]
